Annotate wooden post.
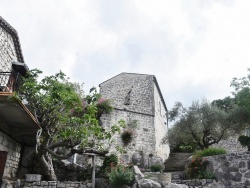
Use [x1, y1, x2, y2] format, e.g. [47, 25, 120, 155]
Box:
[92, 155, 96, 188]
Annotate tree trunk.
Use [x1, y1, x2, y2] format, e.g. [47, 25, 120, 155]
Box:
[39, 154, 57, 181]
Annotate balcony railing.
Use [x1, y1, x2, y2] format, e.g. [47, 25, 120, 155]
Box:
[0, 71, 23, 92]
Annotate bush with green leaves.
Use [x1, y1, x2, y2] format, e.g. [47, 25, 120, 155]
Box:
[102, 154, 118, 172]
[202, 171, 216, 179]
[185, 156, 210, 179]
[150, 164, 163, 172]
[238, 135, 250, 151]
[195, 148, 226, 157]
[109, 164, 134, 188]
[14, 69, 124, 180]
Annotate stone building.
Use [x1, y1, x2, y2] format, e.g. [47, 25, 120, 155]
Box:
[0, 17, 40, 186]
[99, 73, 170, 167]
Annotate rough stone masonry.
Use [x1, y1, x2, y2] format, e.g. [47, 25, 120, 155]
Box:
[99, 73, 170, 168]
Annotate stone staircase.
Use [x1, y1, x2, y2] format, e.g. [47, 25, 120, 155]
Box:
[164, 153, 192, 172]
[170, 171, 185, 184]
[164, 153, 192, 185]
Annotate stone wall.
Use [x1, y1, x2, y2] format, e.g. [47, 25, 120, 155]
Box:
[206, 152, 250, 187]
[0, 130, 21, 179]
[212, 135, 247, 153]
[0, 25, 18, 73]
[101, 109, 155, 168]
[100, 73, 155, 115]
[153, 84, 169, 161]
[1, 180, 93, 188]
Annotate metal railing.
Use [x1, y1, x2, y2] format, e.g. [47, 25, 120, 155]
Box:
[0, 71, 22, 92]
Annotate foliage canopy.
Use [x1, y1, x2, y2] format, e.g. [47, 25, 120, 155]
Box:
[163, 100, 246, 150]
[231, 68, 250, 123]
[15, 69, 124, 180]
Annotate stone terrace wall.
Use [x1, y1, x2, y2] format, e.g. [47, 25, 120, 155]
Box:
[206, 152, 250, 187]
[0, 130, 21, 179]
[23, 181, 92, 188]
[1, 180, 93, 188]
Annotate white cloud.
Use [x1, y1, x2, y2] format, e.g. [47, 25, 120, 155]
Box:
[1, 0, 250, 109]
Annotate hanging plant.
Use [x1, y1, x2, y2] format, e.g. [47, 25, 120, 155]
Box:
[121, 129, 134, 146]
[96, 98, 113, 119]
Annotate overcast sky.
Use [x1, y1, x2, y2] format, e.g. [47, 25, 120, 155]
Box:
[1, 0, 250, 109]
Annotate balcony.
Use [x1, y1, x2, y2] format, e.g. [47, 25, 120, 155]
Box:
[0, 70, 40, 146]
[0, 71, 22, 93]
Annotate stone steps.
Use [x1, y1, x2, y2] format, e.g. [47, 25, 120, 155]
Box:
[164, 153, 192, 172]
[170, 171, 187, 185]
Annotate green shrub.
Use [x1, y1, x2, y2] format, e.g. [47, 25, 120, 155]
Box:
[109, 165, 134, 188]
[185, 156, 210, 179]
[102, 154, 118, 172]
[171, 143, 198, 153]
[150, 164, 163, 172]
[202, 171, 216, 179]
[238, 135, 250, 151]
[195, 148, 226, 157]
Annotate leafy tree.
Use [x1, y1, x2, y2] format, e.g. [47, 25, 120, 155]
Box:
[231, 69, 250, 122]
[163, 100, 246, 150]
[14, 69, 124, 180]
[211, 96, 236, 112]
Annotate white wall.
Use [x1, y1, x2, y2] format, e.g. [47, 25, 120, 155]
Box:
[153, 84, 170, 161]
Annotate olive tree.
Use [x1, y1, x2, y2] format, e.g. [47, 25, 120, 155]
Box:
[163, 100, 246, 150]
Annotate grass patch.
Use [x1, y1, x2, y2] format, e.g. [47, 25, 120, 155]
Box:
[195, 148, 226, 157]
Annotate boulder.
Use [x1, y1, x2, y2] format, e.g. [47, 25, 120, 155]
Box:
[133, 165, 145, 179]
[138, 179, 161, 188]
[132, 183, 138, 188]
[132, 152, 143, 166]
[151, 180, 161, 188]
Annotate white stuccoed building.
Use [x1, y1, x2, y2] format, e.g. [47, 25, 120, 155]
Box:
[99, 72, 170, 168]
